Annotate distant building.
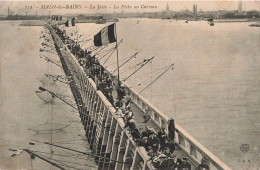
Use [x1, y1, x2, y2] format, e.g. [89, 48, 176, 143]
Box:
[236, 0, 247, 16]
[162, 3, 172, 19]
[166, 3, 170, 11]
[193, 4, 197, 17]
[238, 0, 242, 14]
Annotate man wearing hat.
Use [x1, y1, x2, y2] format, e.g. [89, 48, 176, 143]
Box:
[168, 155, 182, 170]
[197, 159, 209, 170]
[158, 127, 167, 152]
[180, 156, 191, 170]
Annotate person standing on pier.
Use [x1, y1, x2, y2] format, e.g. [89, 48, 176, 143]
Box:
[197, 159, 209, 170]
[143, 109, 151, 123]
[158, 127, 167, 152]
[179, 156, 191, 170]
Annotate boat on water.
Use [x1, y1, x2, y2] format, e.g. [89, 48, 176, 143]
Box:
[95, 19, 106, 24]
[210, 21, 214, 26]
[249, 23, 260, 27]
[214, 18, 249, 23]
[185, 20, 189, 23]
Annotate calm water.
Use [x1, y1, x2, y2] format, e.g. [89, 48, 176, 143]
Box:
[77, 19, 260, 169]
[0, 21, 97, 169]
[0, 19, 259, 170]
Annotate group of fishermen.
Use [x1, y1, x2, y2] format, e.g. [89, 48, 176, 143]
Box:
[50, 23, 209, 170]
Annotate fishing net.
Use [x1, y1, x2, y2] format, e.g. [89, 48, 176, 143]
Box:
[36, 77, 59, 103]
[36, 90, 55, 103]
[28, 121, 70, 134]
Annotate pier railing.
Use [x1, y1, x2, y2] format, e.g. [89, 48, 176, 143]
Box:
[49, 25, 231, 170]
[122, 79, 232, 170]
[49, 27, 153, 170]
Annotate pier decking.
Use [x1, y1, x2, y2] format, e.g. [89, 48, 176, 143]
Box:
[47, 24, 232, 170]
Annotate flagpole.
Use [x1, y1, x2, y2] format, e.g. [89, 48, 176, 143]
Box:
[75, 18, 79, 42]
[115, 22, 120, 87]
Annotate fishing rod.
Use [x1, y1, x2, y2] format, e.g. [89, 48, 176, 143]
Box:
[120, 57, 156, 74]
[39, 87, 78, 110]
[38, 87, 114, 131]
[139, 64, 174, 94]
[42, 42, 55, 49]
[40, 48, 58, 56]
[103, 48, 116, 65]
[102, 39, 124, 65]
[104, 55, 131, 68]
[44, 74, 70, 85]
[112, 50, 142, 74]
[136, 67, 169, 87]
[94, 44, 108, 55]
[39, 53, 84, 82]
[44, 74, 69, 81]
[78, 38, 92, 46]
[23, 149, 66, 170]
[39, 54, 63, 69]
[123, 56, 155, 82]
[31, 151, 96, 169]
[43, 142, 131, 165]
[99, 39, 123, 61]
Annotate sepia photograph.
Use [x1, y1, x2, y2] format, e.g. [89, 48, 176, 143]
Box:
[0, 1, 259, 170]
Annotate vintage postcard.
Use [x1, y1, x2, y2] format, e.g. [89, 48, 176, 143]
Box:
[0, 1, 259, 170]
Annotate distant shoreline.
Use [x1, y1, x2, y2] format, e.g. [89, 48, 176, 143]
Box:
[2, 18, 259, 26]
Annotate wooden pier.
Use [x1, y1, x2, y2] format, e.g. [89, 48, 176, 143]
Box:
[48, 25, 232, 170]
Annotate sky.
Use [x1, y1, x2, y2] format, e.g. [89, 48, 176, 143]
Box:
[0, 1, 260, 16]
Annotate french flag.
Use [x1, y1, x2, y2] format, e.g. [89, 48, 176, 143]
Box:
[94, 24, 116, 46]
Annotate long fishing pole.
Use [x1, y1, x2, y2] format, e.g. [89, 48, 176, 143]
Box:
[43, 142, 131, 165]
[38, 87, 114, 131]
[23, 149, 66, 170]
[123, 56, 154, 82]
[40, 54, 63, 69]
[40, 48, 58, 55]
[94, 44, 108, 55]
[39, 87, 78, 110]
[139, 64, 174, 94]
[40, 54, 84, 82]
[103, 48, 116, 65]
[44, 74, 70, 85]
[112, 50, 142, 74]
[99, 39, 123, 61]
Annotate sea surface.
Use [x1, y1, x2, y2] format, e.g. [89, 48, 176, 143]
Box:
[0, 19, 260, 170]
[0, 21, 97, 170]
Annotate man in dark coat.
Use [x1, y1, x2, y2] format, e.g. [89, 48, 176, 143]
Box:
[197, 159, 209, 170]
[179, 157, 191, 170]
[149, 133, 160, 153]
[158, 127, 167, 152]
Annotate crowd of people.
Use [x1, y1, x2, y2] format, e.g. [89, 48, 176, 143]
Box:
[49, 23, 209, 170]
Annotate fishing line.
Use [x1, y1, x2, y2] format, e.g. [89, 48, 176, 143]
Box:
[139, 64, 174, 94]
[105, 56, 129, 68]
[98, 39, 123, 61]
[93, 44, 108, 55]
[42, 142, 132, 166]
[32, 151, 94, 168]
[134, 70, 165, 88]
[119, 59, 149, 74]
[38, 88, 114, 131]
[34, 152, 80, 170]
[172, 65, 177, 120]
[103, 47, 116, 65]
[122, 57, 155, 82]
[98, 46, 116, 61]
